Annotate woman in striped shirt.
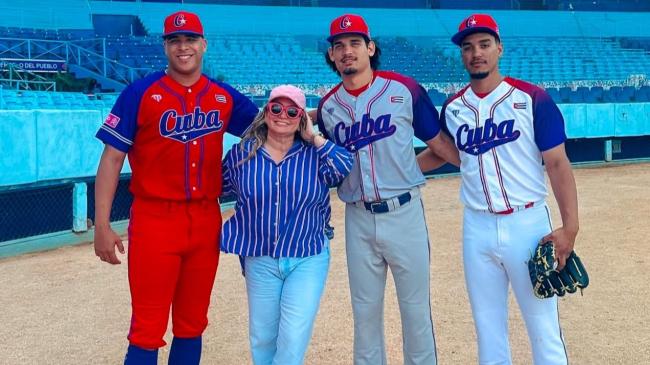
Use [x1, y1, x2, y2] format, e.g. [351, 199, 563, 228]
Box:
[220, 85, 353, 365]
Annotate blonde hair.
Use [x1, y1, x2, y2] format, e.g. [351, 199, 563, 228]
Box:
[238, 103, 308, 165]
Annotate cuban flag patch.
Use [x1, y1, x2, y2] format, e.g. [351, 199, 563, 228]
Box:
[390, 96, 404, 103]
[104, 113, 121, 128]
[513, 102, 527, 109]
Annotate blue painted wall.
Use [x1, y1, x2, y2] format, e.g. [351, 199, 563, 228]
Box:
[0, 109, 125, 187]
[0, 111, 37, 185]
[2, 103, 649, 187]
[410, 103, 650, 147]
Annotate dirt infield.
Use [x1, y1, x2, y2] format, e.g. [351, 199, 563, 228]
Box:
[1, 163, 649, 365]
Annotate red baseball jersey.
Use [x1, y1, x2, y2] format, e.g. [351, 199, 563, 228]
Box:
[96, 71, 258, 201]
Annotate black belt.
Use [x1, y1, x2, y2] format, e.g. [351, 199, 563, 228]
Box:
[363, 191, 412, 214]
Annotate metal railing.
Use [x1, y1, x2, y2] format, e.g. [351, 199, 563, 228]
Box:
[0, 63, 56, 91]
[0, 36, 150, 87]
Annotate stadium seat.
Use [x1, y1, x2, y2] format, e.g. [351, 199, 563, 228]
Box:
[635, 86, 650, 102]
[558, 87, 572, 103]
[602, 88, 618, 102]
[568, 89, 585, 103]
[588, 87, 604, 103]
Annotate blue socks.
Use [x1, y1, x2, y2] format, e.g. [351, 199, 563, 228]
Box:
[124, 344, 158, 365]
[168, 336, 202, 365]
[123, 336, 201, 365]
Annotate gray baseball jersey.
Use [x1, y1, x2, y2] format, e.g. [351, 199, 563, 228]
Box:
[316, 71, 441, 203]
[317, 70, 442, 364]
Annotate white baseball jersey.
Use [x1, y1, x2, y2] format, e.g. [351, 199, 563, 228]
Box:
[442, 77, 566, 213]
[316, 71, 441, 203]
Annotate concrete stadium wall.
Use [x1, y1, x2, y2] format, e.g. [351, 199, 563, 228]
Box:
[86, 3, 650, 38]
[412, 103, 650, 146]
[0, 109, 244, 187]
[1, 102, 648, 256]
[1, 103, 649, 187]
[0, 109, 118, 186]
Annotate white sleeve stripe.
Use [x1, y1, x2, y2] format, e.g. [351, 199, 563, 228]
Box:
[100, 125, 133, 145]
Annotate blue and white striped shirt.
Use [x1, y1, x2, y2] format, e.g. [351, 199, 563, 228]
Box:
[221, 138, 354, 258]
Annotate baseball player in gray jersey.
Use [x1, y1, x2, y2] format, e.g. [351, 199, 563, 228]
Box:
[316, 14, 460, 365]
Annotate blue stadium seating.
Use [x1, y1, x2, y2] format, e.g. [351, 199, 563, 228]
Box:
[2, 25, 649, 106]
[549, 0, 650, 12]
[7, 27, 648, 87]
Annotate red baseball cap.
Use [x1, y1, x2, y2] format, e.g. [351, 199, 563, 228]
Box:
[327, 14, 371, 42]
[451, 14, 500, 46]
[163, 11, 204, 38]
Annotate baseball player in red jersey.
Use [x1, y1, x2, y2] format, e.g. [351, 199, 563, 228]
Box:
[419, 14, 579, 365]
[316, 14, 459, 365]
[93, 11, 258, 365]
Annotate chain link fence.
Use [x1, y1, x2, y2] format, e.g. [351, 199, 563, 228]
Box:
[0, 176, 133, 243]
[86, 176, 133, 225]
[0, 183, 73, 242]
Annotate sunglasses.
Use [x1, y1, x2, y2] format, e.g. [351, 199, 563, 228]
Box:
[267, 102, 303, 119]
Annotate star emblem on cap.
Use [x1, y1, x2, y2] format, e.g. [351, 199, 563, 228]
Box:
[470, 18, 477, 26]
[175, 14, 187, 27]
[343, 19, 352, 28]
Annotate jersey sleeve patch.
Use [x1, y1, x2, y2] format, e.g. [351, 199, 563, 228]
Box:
[104, 113, 120, 128]
[505, 77, 567, 151]
[95, 87, 139, 152]
[377, 72, 441, 142]
[95, 72, 164, 152]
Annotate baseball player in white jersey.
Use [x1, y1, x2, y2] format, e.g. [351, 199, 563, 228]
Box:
[418, 13, 580, 365]
[316, 14, 460, 365]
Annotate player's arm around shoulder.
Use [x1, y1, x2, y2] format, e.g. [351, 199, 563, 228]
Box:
[417, 144, 453, 173]
[542, 143, 579, 270]
[94, 145, 127, 265]
[421, 132, 461, 169]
